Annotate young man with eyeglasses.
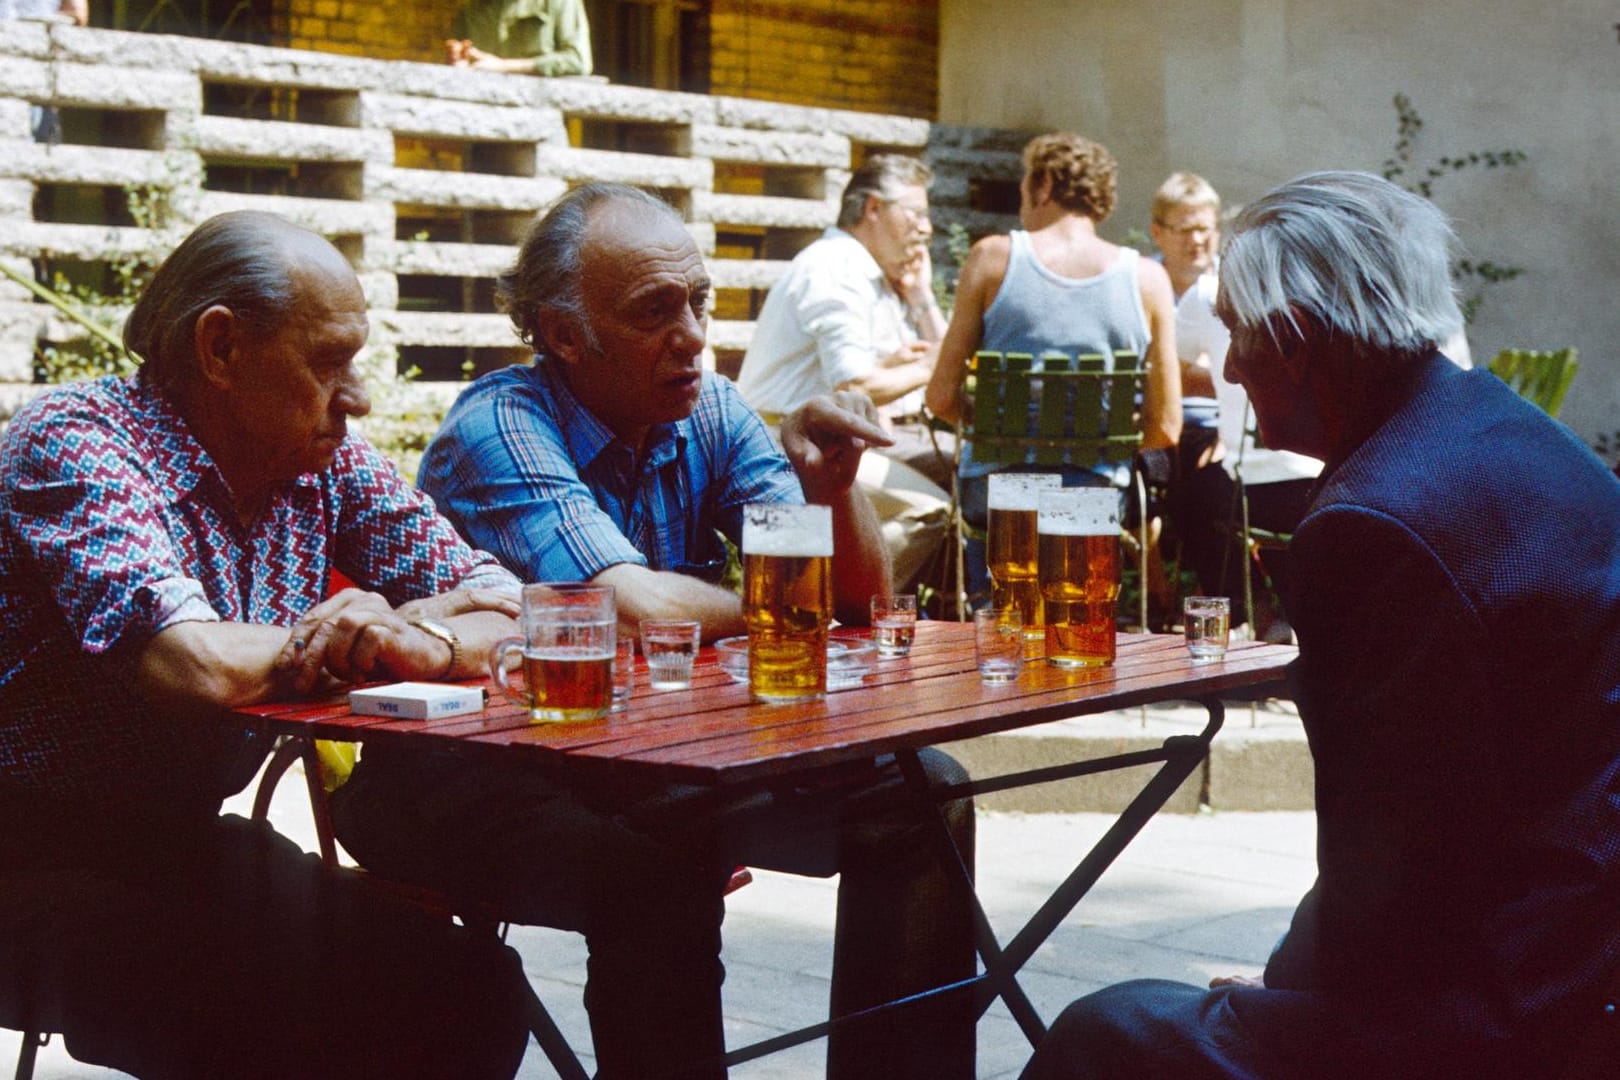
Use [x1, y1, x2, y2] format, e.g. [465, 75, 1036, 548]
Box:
[1147, 173, 1319, 637]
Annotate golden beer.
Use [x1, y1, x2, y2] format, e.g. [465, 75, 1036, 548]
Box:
[522, 647, 614, 721]
[987, 474, 1061, 640]
[1037, 489, 1121, 668]
[742, 504, 834, 704]
[489, 582, 617, 722]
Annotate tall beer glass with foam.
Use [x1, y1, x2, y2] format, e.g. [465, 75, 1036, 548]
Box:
[1037, 489, 1121, 668]
[987, 473, 1062, 640]
[742, 503, 833, 704]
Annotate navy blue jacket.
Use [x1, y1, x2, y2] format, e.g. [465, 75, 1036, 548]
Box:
[1266, 353, 1620, 1063]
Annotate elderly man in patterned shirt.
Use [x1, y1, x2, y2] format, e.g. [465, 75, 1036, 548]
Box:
[0, 211, 530, 1078]
[331, 182, 979, 1080]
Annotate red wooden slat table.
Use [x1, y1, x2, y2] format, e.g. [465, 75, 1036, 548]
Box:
[233, 622, 1296, 1072]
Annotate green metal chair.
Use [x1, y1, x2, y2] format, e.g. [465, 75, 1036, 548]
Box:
[959, 349, 1150, 631]
[1488, 347, 1578, 418]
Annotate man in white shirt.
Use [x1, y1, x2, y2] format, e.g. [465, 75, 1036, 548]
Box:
[737, 155, 953, 588]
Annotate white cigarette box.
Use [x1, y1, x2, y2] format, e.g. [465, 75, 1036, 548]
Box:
[349, 682, 486, 720]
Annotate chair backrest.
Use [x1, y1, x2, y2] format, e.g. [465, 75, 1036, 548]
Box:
[1488, 347, 1579, 418]
[967, 350, 1145, 468]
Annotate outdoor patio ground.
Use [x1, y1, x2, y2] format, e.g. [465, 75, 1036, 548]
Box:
[3, 702, 1317, 1079]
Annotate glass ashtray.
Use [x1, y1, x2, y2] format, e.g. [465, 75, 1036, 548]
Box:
[714, 634, 878, 690]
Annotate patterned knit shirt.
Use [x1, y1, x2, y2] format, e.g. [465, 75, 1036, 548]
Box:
[0, 375, 516, 828]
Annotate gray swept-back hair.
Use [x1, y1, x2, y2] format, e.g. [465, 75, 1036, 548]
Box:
[498, 182, 679, 352]
[1217, 171, 1462, 368]
[836, 154, 932, 228]
[125, 210, 303, 392]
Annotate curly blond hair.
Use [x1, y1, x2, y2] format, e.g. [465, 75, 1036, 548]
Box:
[1023, 132, 1118, 223]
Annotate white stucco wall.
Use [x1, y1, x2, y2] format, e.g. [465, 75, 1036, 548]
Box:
[939, 0, 1620, 449]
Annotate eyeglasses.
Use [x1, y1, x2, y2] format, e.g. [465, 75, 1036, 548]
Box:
[883, 199, 931, 224]
[1155, 221, 1216, 239]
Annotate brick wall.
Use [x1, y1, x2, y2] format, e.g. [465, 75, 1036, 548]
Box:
[282, 0, 447, 61]
[280, 1, 940, 120]
[709, 1, 938, 119]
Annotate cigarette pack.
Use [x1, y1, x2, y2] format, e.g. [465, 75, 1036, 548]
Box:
[349, 682, 486, 720]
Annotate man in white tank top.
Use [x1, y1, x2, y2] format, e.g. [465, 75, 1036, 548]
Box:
[924, 132, 1181, 600]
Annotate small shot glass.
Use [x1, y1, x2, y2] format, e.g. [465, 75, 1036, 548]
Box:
[610, 632, 635, 712]
[1183, 596, 1231, 664]
[870, 593, 918, 658]
[640, 619, 702, 691]
[974, 607, 1025, 684]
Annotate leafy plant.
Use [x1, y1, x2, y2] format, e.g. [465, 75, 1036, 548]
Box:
[931, 221, 973, 310]
[1380, 93, 1528, 323]
[1120, 227, 1154, 256]
[354, 354, 456, 482]
[17, 183, 171, 384]
[9, 184, 450, 481]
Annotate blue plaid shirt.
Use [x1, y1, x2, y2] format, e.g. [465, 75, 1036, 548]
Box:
[419, 359, 804, 584]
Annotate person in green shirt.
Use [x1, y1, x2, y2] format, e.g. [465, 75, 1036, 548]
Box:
[446, 0, 592, 77]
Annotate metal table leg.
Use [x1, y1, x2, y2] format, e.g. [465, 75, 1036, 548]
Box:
[900, 697, 1227, 1047]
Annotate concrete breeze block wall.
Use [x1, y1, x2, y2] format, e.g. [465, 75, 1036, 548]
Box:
[0, 23, 1029, 423]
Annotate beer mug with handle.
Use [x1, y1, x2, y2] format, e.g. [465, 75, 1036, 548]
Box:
[490, 583, 617, 722]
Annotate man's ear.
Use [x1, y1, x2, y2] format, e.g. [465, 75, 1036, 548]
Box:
[1028, 174, 1054, 208]
[539, 312, 584, 367]
[1274, 306, 1322, 382]
[193, 305, 237, 389]
[861, 194, 884, 225]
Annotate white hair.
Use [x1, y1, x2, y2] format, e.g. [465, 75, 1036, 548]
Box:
[1217, 171, 1463, 364]
[837, 154, 932, 228]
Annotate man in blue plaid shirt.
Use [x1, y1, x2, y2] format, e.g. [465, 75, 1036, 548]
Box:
[332, 183, 980, 1080]
[413, 186, 891, 631]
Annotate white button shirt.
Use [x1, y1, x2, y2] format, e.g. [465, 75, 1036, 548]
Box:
[736, 228, 922, 419]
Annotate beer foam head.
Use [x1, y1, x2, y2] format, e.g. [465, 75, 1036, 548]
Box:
[988, 473, 1063, 512]
[1037, 488, 1120, 535]
[742, 502, 834, 557]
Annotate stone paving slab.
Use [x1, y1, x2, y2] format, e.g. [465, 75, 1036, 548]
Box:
[2, 766, 1317, 1079]
[941, 697, 1315, 815]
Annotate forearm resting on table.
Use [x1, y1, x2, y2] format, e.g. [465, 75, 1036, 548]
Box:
[594, 562, 746, 642]
[135, 620, 298, 711]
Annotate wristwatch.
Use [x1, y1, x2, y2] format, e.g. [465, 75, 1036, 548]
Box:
[408, 618, 461, 680]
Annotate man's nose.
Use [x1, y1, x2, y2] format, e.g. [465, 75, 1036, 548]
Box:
[337, 369, 372, 417]
[673, 304, 707, 358]
[1221, 354, 1243, 386]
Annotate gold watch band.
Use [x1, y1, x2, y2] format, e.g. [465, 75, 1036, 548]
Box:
[409, 618, 462, 680]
